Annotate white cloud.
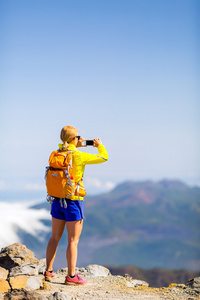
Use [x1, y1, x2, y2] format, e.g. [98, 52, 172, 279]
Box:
[0, 202, 51, 247]
[85, 178, 102, 188]
[105, 181, 115, 190]
[85, 177, 115, 192]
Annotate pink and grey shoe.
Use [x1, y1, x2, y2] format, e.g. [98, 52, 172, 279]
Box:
[44, 270, 56, 281]
[65, 274, 87, 285]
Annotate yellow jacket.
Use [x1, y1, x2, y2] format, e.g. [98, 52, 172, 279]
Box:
[67, 144, 108, 200]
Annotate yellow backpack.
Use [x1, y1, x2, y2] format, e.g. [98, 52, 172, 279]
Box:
[45, 150, 86, 199]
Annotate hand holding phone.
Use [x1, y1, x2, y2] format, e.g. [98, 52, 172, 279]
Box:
[81, 138, 102, 147]
[93, 138, 102, 147]
[82, 140, 94, 146]
[76, 137, 87, 147]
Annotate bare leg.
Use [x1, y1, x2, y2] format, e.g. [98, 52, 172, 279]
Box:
[66, 219, 83, 276]
[46, 217, 65, 271]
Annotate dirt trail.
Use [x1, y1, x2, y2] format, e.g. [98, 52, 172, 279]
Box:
[38, 272, 200, 300]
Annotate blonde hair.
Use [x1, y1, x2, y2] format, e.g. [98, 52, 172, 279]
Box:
[60, 125, 78, 148]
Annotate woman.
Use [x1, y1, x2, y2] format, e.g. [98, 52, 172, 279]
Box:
[44, 125, 108, 285]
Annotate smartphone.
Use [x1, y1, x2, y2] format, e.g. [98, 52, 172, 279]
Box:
[82, 140, 94, 146]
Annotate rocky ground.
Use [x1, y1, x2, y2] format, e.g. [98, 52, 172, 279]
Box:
[0, 243, 200, 300]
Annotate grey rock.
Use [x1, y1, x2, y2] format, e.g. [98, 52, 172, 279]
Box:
[85, 264, 110, 277]
[47, 292, 72, 300]
[187, 277, 200, 290]
[4, 291, 46, 300]
[9, 262, 38, 277]
[56, 267, 85, 275]
[36, 258, 46, 274]
[24, 276, 43, 291]
[170, 284, 186, 291]
[126, 279, 149, 288]
[56, 268, 68, 275]
[0, 243, 38, 270]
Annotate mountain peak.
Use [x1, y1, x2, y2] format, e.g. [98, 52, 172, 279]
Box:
[98, 179, 190, 207]
[158, 179, 188, 189]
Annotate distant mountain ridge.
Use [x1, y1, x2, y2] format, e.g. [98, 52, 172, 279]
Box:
[85, 179, 198, 206]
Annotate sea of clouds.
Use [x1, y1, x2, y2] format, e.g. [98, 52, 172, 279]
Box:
[0, 201, 51, 248]
[0, 175, 115, 249]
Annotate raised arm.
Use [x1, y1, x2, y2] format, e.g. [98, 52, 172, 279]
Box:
[81, 139, 108, 165]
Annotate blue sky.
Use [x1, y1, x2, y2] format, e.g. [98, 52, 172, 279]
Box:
[0, 0, 199, 197]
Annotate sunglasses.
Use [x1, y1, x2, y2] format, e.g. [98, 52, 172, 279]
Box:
[75, 136, 81, 140]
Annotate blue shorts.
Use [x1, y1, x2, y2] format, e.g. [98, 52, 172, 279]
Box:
[51, 199, 84, 222]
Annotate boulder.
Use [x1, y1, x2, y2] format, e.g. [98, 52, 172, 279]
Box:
[36, 258, 46, 274]
[0, 243, 38, 270]
[9, 275, 28, 290]
[9, 262, 38, 277]
[24, 276, 43, 291]
[169, 283, 186, 291]
[126, 279, 149, 288]
[47, 291, 73, 300]
[86, 264, 110, 277]
[187, 277, 200, 291]
[0, 279, 11, 293]
[0, 266, 9, 280]
[4, 291, 46, 300]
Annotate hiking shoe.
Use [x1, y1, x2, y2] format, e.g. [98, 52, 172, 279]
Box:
[44, 270, 56, 281]
[65, 274, 87, 285]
